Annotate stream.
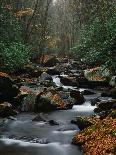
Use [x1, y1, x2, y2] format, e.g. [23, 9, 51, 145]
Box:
[0, 75, 100, 155]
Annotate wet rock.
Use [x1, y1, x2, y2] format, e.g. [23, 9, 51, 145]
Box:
[110, 88, 116, 99]
[49, 120, 59, 126]
[0, 72, 19, 102]
[101, 92, 111, 97]
[39, 80, 56, 88]
[9, 135, 49, 144]
[46, 67, 60, 75]
[90, 98, 100, 106]
[34, 138, 49, 144]
[109, 110, 116, 119]
[0, 102, 18, 118]
[94, 107, 102, 113]
[32, 114, 47, 122]
[34, 95, 57, 112]
[82, 90, 95, 95]
[109, 76, 116, 87]
[43, 56, 59, 67]
[57, 125, 78, 131]
[112, 103, 116, 110]
[55, 87, 63, 91]
[40, 72, 52, 81]
[84, 67, 110, 88]
[98, 110, 112, 119]
[13, 64, 43, 78]
[84, 67, 110, 82]
[71, 116, 93, 130]
[101, 88, 116, 99]
[34, 90, 74, 112]
[94, 99, 116, 113]
[21, 92, 36, 112]
[70, 90, 85, 105]
[97, 100, 116, 111]
[59, 76, 79, 87]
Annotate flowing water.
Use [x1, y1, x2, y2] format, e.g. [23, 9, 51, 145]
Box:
[0, 76, 100, 155]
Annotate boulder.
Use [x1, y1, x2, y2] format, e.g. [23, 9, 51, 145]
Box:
[60, 76, 79, 87]
[97, 88, 116, 98]
[32, 114, 47, 122]
[97, 100, 116, 111]
[40, 72, 52, 81]
[109, 76, 116, 87]
[34, 90, 74, 112]
[13, 64, 43, 77]
[110, 88, 116, 99]
[46, 67, 60, 75]
[0, 72, 19, 102]
[70, 90, 85, 105]
[84, 67, 110, 88]
[98, 110, 112, 119]
[90, 98, 100, 106]
[82, 90, 95, 95]
[71, 116, 93, 130]
[34, 95, 57, 112]
[49, 120, 59, 126]
[0, 102, 18, 118]
[94, 100, 116, 113]
[21, 92, 37, 112]
[43, 57, 59, 67]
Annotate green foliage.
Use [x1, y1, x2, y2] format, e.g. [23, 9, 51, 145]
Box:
[0, 5, 22, 43]
[71, 4, 116, 74]
[0, 42, 30, 70]
[0, 4, 30, 70]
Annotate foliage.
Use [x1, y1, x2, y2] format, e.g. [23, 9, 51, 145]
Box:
[73, 111, 116, 155]
[71, 3, 116, 73]
[0, 42, 30, 70]
[0, 4, 30, 70]
[0, 5, 22, 43]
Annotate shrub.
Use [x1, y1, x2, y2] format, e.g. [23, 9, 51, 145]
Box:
[0, 42, 30, 70]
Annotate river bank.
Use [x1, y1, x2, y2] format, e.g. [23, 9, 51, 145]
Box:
[0, 56, 116, 155]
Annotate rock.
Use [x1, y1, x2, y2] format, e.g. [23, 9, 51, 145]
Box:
[34, 90, 74, 112]
[84, 67, 110, 88]
[40, 72, 52, 81]
[60, 76, 79, 87]
[98, 110, 112, 119]
[90, 98, 100, 106]
[94, 100, 116, 113]
[49, 120, 59, 126]
[34, 94, 57, 112]
[70, 90, 85, 105]
[0, 102, 18, 118]
[82, 90, 95, 95]
[43, 56, 59, 67]
[32, 114, 47, 122]
[13, 64, 43, 78]
[84, 67, 110, 81]
[39, 80, 56, 88]
[109, 110, 116, 119]
[101, 92, 111, 97]
[9, 135, 49, 144]
[46, 67, 60, 75]
[0, 72, 19, 102]
[99, 87, 116, 98]
[94, 107, 102, 113]
[112, 103, 116, 110]
[109, 76, 116, 87]
[71, 116, 93, 130]
[110, 88, 116, 99]
[21, 92, 37, 112]
[57, 125, 78, 131]
[97, 100, 116, 111]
